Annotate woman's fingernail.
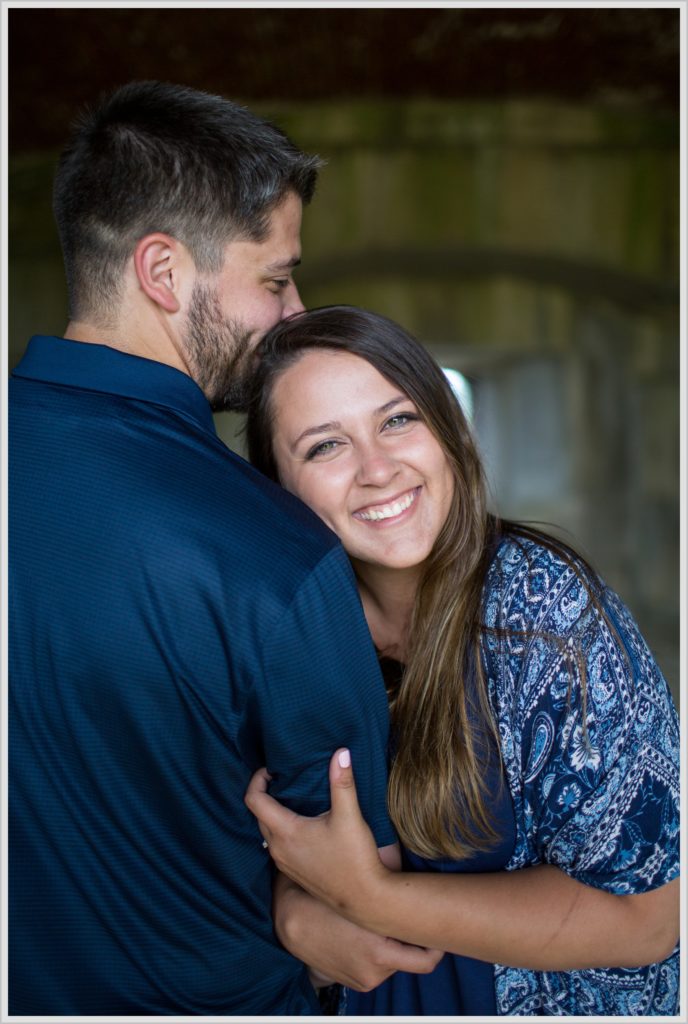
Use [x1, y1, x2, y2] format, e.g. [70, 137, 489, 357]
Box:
[338, 749, 351, 768]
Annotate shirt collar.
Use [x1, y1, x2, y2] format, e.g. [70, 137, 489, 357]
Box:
[12, 335, 217, 436]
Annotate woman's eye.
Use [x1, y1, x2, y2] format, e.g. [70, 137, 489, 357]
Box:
[306, 439, 340, 460]
[270, 279, 290, 291]
[384, 412, 418, 430]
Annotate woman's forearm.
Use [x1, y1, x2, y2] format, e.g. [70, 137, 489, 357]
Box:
[340, 864, 679, 972]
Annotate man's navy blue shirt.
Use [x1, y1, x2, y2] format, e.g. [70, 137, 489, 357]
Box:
[9, 336, 395, 1015]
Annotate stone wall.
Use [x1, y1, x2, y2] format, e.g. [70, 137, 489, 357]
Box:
[8, 98, 680, 698]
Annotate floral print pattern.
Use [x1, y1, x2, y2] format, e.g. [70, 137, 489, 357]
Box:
[483, 535, 679, 1015]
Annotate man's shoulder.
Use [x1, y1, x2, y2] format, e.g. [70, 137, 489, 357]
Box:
[220, 452, 340, 566]
[10, 357, 343, 586]
[156, 439, 343, 587]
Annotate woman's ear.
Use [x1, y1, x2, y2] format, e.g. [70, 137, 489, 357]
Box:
[133, 233, 186, 314]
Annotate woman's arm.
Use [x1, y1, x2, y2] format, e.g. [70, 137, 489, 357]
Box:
[349, 858, 679, 972]
[247, 751, 680, 972]
[273, 872, 444, 991]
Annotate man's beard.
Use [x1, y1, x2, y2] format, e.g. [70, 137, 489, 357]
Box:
[182, 282, 259, 412]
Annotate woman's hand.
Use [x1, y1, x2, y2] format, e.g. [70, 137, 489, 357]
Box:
[273, 872, 444, 992]
[245, 748, 388, 919]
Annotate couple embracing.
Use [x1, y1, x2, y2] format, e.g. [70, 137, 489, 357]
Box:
[9, 81, 679, 1017]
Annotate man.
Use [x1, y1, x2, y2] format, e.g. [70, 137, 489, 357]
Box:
[9, 81, 437, 1014]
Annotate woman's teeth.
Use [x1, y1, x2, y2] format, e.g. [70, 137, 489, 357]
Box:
[355, 489, 417, 522]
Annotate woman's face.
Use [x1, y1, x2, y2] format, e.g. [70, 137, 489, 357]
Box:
[270, 349, 455, 573]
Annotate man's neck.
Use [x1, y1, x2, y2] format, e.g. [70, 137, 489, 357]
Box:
[64, 319, 191, 378]
[64, 320, 120, 348]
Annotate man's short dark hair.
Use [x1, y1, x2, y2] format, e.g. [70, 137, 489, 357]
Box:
[53, 80, 322, 323]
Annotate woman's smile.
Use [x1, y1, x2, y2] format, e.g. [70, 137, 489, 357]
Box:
[353, 486, 421, 523]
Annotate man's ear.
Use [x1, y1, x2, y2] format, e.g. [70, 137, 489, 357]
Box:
[133, 233, 188, 314]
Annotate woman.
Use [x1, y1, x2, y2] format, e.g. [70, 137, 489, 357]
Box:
[244, 306, 680, 1016]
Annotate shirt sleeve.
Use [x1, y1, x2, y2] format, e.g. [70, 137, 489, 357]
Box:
[242, 544, 396, 849]
[500, 551, 680, 895]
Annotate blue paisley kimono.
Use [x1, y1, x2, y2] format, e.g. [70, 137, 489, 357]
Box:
[484, 534, 680, 1015]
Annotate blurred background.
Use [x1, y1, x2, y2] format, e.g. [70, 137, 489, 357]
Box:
[7, 6, 681, 700]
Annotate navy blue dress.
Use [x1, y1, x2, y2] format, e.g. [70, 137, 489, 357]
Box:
[344, 658, 516, 1016]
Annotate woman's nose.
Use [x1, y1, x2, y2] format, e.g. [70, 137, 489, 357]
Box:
[355, 446, 399, 487]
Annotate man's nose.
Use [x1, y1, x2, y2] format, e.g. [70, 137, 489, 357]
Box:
[281, 282, 305, 318]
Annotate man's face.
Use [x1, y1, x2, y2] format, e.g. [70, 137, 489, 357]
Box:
[182, 191, 304, 410]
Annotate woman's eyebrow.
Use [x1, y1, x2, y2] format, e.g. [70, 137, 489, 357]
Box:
[377, 396, 407, 414]
[292, 421, 341, 450]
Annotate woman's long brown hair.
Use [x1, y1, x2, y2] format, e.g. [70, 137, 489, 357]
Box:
[246, 305, 597, 860]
